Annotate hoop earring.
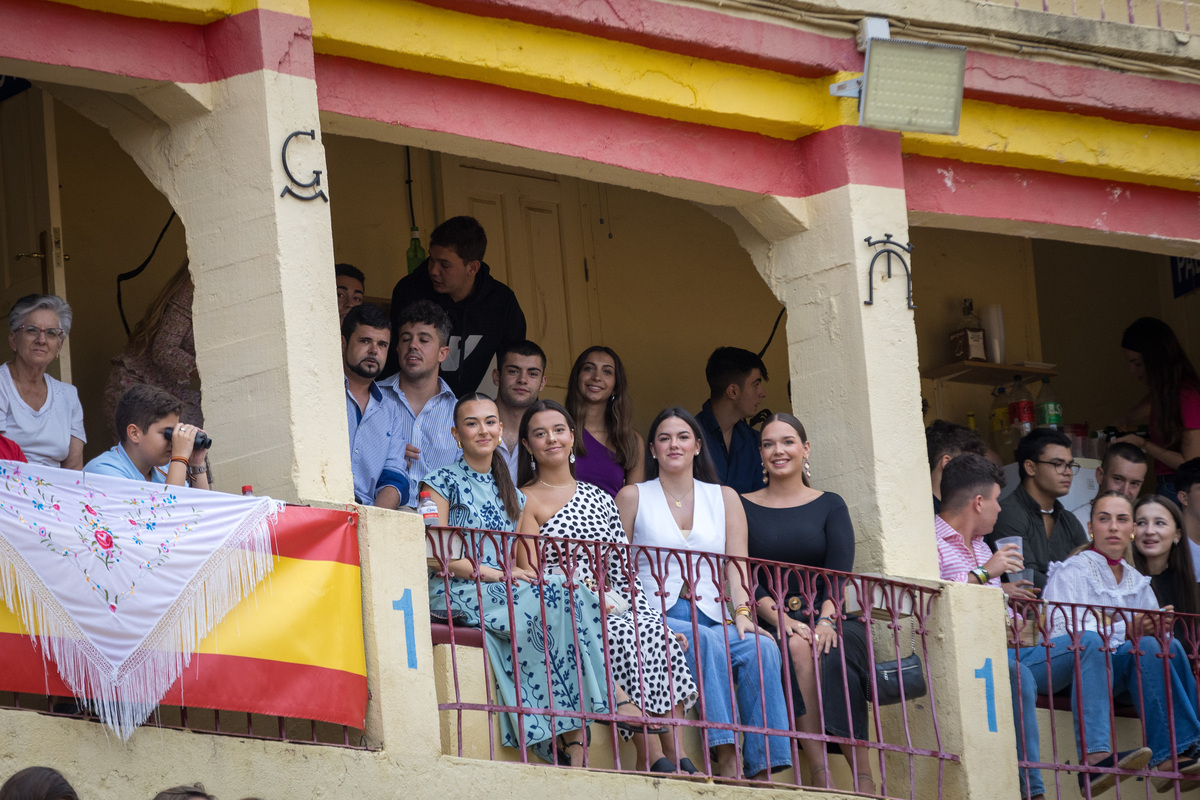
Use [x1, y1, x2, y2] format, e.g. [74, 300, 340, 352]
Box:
[803, 459, 812, 480]
[569, 453, 576, 464]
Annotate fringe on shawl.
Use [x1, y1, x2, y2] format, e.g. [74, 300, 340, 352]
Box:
[0, 498, 283, 740]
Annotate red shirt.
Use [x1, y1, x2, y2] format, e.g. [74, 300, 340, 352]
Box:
[0, 435, 27, 463]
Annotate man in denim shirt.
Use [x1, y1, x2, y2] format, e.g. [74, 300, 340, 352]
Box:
[696, 347, 768, 493]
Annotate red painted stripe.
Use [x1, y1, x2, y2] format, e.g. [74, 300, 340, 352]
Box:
[903, 155, 1200, 241]
[964, 50, 1200, 132]
[413, 0, 1200, 130]
[0, 1, 312, 84]
[0, 635, 366, 728]
[412, 0, 859, 78]
[316, 56, 904, 196]
[275, 505, 360, 566]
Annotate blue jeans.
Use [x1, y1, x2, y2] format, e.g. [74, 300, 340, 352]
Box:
[1010, 632, 1112, 798]
[1112, 637, 1200, 763]
[665, 601, 792, 777]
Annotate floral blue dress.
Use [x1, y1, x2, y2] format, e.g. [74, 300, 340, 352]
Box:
[424, 458, 609, 761]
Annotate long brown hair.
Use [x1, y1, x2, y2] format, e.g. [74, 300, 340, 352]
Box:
[643, 407, 719, 484]
[128, 259, 193, 357]
[516, 400, 578, 489]
[565, 346, 639, 469]
[1122, 317, 1200, 449]
[760, 412, 811, 488]
[455, 393, 521, 522]
[1132, 494, 1199, 616]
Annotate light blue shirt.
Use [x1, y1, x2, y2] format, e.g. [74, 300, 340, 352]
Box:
[85, 443, 166, 484]
[376, 374, 458, 506]
[345, 377, 410, 506]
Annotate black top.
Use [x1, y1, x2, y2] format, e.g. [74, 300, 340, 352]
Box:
[1149, 565, 1191, 640]
[985, 484, 1088, 591]
[386, 259, 526, 396]
[742, 492, 855, 613]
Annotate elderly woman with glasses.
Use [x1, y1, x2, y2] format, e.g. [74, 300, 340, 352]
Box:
[0, 294, 85, 468]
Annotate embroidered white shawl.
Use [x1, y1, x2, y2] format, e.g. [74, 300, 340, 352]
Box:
[0, 461, 281, 739]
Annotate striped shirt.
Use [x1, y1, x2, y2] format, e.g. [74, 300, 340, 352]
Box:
[376, 373, 458, 506]
[935, 514, 999, 586]
[345, 378, 409, 506]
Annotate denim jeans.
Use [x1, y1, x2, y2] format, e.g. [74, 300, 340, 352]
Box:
[1010, 631, 1112, 798]
[1112, 636, 1200, 764]
[665, 601, 793, 777]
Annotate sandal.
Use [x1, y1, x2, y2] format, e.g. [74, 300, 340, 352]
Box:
[855, 772, 877, 795]
[556, 739, 585, 767]
[615, 700, 668, 735]
[650, 757, 677, 773]
[678, 757, 699, 775]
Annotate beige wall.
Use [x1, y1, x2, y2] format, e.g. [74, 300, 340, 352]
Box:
[55, 103, 189, 459]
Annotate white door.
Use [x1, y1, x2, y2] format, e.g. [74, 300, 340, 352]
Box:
[0, 83, 71, 380]
[438, 155, 597, 396]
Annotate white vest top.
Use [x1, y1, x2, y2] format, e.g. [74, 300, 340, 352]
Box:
[632, 478, 727, 623]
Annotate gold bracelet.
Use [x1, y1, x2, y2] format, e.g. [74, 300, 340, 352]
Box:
[734, 605, 751, 617]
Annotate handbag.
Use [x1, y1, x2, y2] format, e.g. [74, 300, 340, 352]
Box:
[873, 619, 927, 706]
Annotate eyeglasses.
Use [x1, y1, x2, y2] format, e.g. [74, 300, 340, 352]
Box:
[17, 325, 65, 341]
[1035, 459, 1081, 476]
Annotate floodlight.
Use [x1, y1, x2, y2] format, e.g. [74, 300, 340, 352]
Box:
[829, 19, 967, 136]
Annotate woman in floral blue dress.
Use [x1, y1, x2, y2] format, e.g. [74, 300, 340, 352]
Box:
[425, 393, 609, 765]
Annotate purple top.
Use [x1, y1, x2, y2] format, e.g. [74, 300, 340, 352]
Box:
[576, 428, 625, 498]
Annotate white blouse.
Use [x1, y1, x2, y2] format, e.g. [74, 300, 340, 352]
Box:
[631, 478, 728, 624]
[0, 363, 85, 467]
[1043, 549, 1159, 647]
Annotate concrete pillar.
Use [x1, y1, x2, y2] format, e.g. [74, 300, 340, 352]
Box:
[50, 15, 352, 504]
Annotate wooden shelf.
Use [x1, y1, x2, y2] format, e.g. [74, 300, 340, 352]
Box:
[921, 361, 1058, 386]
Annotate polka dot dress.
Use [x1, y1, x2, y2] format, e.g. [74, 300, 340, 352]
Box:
[539, 482, 698, 721]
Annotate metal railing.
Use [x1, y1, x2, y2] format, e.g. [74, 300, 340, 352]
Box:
[427, 526, 954, 798]
[1010, 597, 1200, 798]
[0, 692, 370, 748]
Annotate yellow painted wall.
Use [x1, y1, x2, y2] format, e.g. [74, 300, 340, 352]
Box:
[55, 103, 189, 459]
[912, 227, 1042, 434]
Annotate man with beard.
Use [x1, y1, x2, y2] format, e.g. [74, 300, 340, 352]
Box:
[342, 303, 409, 508]
[377, 299, 458, 506]
[492, 340, 547, 484]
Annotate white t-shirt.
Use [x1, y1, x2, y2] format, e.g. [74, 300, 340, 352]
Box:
[0, 363, 86, 467]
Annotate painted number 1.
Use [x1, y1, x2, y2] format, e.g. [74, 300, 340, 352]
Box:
[975, 657, 997, 732]
[393, 589, 418, 669]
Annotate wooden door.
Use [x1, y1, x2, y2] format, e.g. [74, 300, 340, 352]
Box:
[0, 83, 71, 380]
[438, 155, 597, 396]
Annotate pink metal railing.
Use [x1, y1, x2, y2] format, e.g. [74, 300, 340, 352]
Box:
[1009, 596, 1200, 799]
[427, 526, 955, 798]
[0, 692, 370, 748]
[980, 0, 1191, 31]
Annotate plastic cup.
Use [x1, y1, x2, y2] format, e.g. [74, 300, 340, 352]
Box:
[994, 536, 1023, 557]
[1012, 568, 1034, 585]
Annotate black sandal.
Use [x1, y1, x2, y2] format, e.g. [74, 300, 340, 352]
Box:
[556, 739, 585, 767]
[615, 700, 668, 735]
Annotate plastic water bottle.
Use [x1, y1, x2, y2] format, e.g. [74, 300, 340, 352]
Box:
[418, 490, 438, 526]
[990, 387, 1014, 463]
[406, 227, 427, 274]
[1008, 375, 1035, 440]
[1035, 377, 1063, 430]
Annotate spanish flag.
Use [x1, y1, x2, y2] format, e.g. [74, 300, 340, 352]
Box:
[0, 505, 367, 729]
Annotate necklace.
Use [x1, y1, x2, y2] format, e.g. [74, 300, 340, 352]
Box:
[662, 482, 694, 509]
[539, 479, 576, 489]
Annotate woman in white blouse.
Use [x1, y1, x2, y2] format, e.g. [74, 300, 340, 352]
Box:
[1044, 490, 1200, 789]
[0, 295, 85, 468]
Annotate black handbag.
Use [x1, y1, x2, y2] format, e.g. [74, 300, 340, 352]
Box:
[873, 621, 927, 706]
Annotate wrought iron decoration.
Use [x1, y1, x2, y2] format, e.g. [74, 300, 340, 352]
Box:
[280, 129, 329, 202]
[863, 234, 914, 309]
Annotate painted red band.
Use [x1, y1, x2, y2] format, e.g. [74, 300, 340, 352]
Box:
[274, 505, 360, 566]
[416, 0, 1200, 129]
[316, 56, 904, 196]
[0, 1, 313, 83]
[904, 155, 1200, 241]
[0, 638, 367, 729]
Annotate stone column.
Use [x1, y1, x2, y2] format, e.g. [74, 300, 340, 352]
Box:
[54, 12, 352, 503]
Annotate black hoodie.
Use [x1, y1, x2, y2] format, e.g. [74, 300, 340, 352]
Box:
[386, 260, 526, 397]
